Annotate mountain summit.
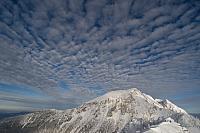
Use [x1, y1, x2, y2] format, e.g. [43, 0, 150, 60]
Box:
[0, 88, 199, 133]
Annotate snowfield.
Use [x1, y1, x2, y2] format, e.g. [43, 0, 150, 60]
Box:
[145, 118, 189, 133]
[0, 88, 199, 133]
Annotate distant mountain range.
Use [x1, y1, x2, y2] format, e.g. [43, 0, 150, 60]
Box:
[0, 112, 30, 120]
[0, 88, 199, 133]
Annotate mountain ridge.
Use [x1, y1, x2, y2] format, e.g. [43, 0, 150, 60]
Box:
[0, 88, 199, 133]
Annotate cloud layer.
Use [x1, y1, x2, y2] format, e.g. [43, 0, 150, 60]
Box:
[0, 0, 199, 112]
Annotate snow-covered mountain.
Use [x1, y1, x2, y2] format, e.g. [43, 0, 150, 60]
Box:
[0, 88, 199, 133]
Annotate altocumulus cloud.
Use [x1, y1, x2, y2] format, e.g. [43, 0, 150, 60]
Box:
[0, 0, 200, 112]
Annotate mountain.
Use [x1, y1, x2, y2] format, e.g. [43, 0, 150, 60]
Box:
[0, 112, 30, 120]
[190, 114, 200, 119]
[0, 88, 199, 133]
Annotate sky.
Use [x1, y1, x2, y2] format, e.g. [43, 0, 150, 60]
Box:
[0, 0, 199, 113]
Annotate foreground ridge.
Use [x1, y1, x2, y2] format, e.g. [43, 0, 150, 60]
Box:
[0, 88, 199, 133]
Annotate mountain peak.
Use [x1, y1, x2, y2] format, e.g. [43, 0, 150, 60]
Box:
[0, 88, 199, 133]
[88, 88, 140, 102]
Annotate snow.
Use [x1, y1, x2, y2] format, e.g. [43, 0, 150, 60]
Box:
[155, 98, 187, 114]
[88, 88, 140, 103]
[155, 99, 163, 102]
[145, 118, 189, 133]
[164, 99, 188, 114]
[88, 88, 163, 108]
[1, 88, 199, 133]
[188, 127, 200, 133]
[165, 117, 174, 123]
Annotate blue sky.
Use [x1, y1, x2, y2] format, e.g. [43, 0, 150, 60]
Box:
[0, 0, 199, 113]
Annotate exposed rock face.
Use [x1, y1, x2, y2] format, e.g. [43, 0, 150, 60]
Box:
[0, 88, 199, 133]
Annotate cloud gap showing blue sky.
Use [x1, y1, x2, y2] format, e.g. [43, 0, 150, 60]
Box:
[0, 0, 199, 113]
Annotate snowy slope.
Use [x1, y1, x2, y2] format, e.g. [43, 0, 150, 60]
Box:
[144, 118, 189, 133]
[155, 99, 187, 114]
[0, 88, 199, 133]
